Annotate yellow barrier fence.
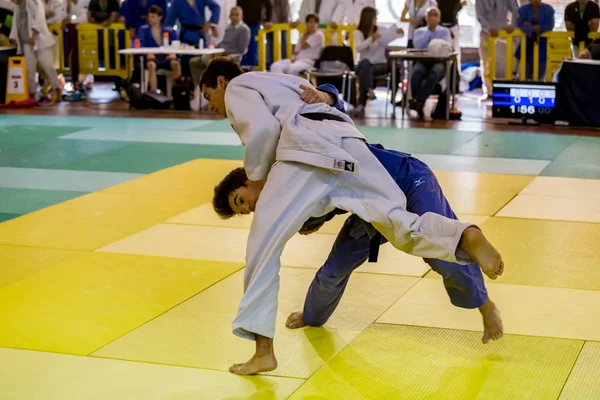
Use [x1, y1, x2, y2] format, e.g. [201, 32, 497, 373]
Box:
[47, 23, 131, 79]
[256, 23, 357, 71]
[487, 30, 600, 82]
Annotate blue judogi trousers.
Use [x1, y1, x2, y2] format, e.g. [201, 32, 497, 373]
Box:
[301, 143, 488, 327]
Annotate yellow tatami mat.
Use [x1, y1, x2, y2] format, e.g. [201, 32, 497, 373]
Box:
[98, 224, 432, 277]
[94, 268, 418, 378]
[166, 202, 488, 235]
[0, 348, 303, 400]
[0, 192, 202, 251]
[103, 158, 242, 200]
[520, 176, 600, 199]
[289, 324, 582, 400]
[433, 171, 534, 215]
[0, 245, 79, 288]
[559, 342, 600, 399]
[475, 217, 600, 291]
[166, 203, 350, 234]
[0, 253, 241, 355]
[377, 279, 600, 341]
[497, 194, 600, 223]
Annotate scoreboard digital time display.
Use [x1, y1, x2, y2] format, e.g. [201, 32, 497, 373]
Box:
[492, 80, 558, 124]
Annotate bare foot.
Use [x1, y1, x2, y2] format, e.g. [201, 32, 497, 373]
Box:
[229, 334, 278, 375]
[229, 353, 278, 375]
[479, 298, 504, 344]
[286, 311, 307, 329]
[460, 227, 504, 280]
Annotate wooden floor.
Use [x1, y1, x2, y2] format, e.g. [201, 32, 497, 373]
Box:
[2, 84, 599, 137]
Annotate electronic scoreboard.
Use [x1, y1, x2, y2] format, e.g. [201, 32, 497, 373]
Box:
[492, 80, 557, 124]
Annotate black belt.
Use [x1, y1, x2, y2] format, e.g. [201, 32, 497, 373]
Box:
[300, 111, 383, 263]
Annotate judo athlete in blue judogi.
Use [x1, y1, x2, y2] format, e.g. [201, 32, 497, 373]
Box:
[223, 83, 504, 349]
[166, 0, 220, 46]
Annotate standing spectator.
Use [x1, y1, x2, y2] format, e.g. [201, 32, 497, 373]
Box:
[333, 0, 375, 26]
[166, 0, 219, 47]
[270, 13, 323, 75]
[295, 0, 343, 26]
[87, 0, 118, 24]
[476, 0, 519, 100]
[410, 7, 451, 118]
[9, 0, 61, 102]
[400, 0, 436, 48]
[266, 0, 290, 66]
[565, 0, 599, 56]
[68, 0, 89, 22]
[237, 0, 271, 66]
[138, 5, 181, 92]
[438, 0, 465, 67]
[44, 0, 66, 23]
[88, 0, 119, 70]
[515, 0, 554, 80]
[189, 6, 250, 87]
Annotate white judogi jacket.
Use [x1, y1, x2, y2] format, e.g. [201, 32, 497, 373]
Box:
[333, 0, 374, 25]
[298, 0, 343, 24]
[225, 72, 365, 182]
[9, 0, 55, 53]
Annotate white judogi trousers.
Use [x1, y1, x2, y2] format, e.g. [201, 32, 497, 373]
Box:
[233, 131, 474, 341]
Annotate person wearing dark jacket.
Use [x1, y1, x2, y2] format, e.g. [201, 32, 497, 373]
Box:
[237, 0, 272, 66]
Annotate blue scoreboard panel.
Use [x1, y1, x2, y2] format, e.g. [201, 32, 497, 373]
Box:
[492, 80, 557, 124]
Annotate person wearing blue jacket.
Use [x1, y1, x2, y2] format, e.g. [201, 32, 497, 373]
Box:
[218, 82, 504, 350]
[515, 0, 555, 80]
[138, 5, 180, 91]
[166, 0, 220, 46]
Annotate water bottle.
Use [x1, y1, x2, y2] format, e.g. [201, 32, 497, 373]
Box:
[198, 37, 204, 48]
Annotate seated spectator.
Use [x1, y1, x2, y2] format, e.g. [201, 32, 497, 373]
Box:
[270, 13, 324, 76]
[9, 0, 61, 102]
[190, 6, 250, 88]
[410, 7, 451, 118]
[352, 6, 404, 118]
[400, 0, 436, 48]
[138, 5, 181, 93]
[515, 0, 554, 80]
[565, 0, 599, 56]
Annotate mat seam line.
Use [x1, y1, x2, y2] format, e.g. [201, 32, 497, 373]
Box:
[85, 267, 244, 356]
[556, 340, 587, 399]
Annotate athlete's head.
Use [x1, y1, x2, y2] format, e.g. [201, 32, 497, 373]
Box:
[200, 56, 244, 117]
[212, 167, 264, 219]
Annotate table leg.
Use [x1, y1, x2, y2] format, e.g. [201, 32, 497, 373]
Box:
[451, 57, 456, 111]
[391, 60, 396, 119]
[445, 59, 450, 120]
[139, 55, 145, 94]
[404, 61, 411, 120]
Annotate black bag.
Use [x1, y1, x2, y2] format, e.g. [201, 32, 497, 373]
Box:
[142, 91, 173, 110]
[172, 77, 192, 110]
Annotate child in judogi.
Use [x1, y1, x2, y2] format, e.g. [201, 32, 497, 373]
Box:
[215, 83, 504, 357]
[200, 57, 505, 375]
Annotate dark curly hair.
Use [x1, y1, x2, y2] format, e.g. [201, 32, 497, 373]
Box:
[212, 167, 248, 219]
[199, 56, 244, 90]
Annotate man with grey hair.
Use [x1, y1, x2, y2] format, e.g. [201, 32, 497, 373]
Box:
[189, 6, 250, 88]
[476, 0, 519, 100]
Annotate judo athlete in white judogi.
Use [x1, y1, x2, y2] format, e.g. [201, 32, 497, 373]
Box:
[199, 57, 505, 375]
[216, 83, 504, 349]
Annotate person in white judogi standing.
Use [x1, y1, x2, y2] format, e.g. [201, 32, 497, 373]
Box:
[9, 0, 61, 102]
[295, 0, 342, 26]
[200, 57, 505, 376]
[331, 0, 373, 25]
